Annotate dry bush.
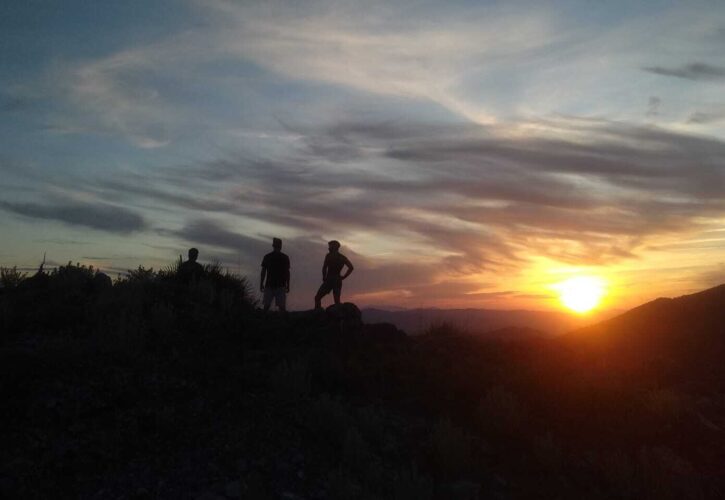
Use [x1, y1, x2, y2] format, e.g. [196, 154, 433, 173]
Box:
[0, 266, 27, 289]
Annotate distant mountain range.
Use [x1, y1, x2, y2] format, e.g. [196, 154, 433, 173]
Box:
[362, 306, 617, 337]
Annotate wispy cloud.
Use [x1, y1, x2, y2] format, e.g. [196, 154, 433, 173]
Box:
[688, 108, 725, 124]
[0, 200, 146, 233]
[643, 62, 725, 81]
[92, 118, 725, 299]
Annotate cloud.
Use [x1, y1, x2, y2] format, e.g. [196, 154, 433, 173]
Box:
[92, 117, 725, 280]
[643, 62, 725, 81]
[646, 96, 661, 117]
[688, 109, 725, 124]
[9, 0, 725, 307]
[0, 200, 146, 233]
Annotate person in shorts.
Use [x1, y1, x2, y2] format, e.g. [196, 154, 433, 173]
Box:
[314, 240, 354, 309]
[260, 238, 290, 312]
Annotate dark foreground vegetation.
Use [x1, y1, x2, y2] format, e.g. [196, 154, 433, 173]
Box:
[1, 263, 724, 499]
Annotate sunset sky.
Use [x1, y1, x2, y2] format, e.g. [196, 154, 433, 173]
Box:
[2, 0, 725, 311]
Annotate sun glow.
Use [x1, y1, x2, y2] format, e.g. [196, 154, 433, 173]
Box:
[555, 276, 606, 313]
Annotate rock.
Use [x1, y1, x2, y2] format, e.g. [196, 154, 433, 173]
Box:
[325, 302, 363, 331]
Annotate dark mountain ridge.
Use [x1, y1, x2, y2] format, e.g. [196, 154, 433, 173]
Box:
[567, 284, 725, 386]
[362, 306, 612, 337]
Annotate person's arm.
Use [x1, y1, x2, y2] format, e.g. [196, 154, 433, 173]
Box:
[341, 257, 354, 280]
[260, 267, 266, 292]
[321, 255, 329, 281]
[285, 257, 290, 292]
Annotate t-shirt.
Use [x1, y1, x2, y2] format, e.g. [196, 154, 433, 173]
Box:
[324, 252, 352, 279]
[261, 251, 290, 288]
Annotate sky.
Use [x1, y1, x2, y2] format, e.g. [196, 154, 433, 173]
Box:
[1, 0, 725, 311]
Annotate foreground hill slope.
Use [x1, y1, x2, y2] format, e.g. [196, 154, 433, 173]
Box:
[1, 264, 724, 499]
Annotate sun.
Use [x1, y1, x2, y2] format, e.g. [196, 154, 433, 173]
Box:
[555, 276, 606, 313]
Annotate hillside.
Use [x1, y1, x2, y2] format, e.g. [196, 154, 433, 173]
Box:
[1, 265, 724, 499]
[567, 284, 725, 386]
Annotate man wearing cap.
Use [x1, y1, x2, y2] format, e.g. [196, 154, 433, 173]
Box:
[260, 238, 290, 312]
[315, 240, 354, 309]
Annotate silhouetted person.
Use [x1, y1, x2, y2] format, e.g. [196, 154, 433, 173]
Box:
[315, 240, 354, 309]
[178, 248, 203, 284]
[260, 238, 290, 312]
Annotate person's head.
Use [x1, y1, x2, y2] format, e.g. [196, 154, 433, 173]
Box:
[188, 248, 199, 262]
[328, 240, 341, 253]
[272, 237, 282, 251]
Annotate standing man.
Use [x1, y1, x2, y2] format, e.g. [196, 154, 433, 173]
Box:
[260, 238, 290, 312]
[179, 247, 204, 284]
[315, 240, 354, 309]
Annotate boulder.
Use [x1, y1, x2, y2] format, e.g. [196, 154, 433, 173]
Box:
[325, 302, 363, 331]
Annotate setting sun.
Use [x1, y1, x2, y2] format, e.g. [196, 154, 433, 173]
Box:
[555, 276, 606, 313]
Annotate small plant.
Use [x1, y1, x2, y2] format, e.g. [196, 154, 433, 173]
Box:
[0, 266, 27, 289]
[125, 265, 156, 283]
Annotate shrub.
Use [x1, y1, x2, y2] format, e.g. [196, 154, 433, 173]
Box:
[0, 266, 27, 289]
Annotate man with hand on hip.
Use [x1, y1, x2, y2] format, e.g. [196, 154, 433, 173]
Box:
[315, 240, 354, 310]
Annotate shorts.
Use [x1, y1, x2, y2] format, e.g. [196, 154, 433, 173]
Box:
[316, 277, 342, 298]
[263, 287, 287, 309]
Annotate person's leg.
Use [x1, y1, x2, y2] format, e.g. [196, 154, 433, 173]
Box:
[332, 280, 342, 305]
[276, 288, 287, 313]
[315, 282, 330, 309]
[263, 288, 273, 312]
